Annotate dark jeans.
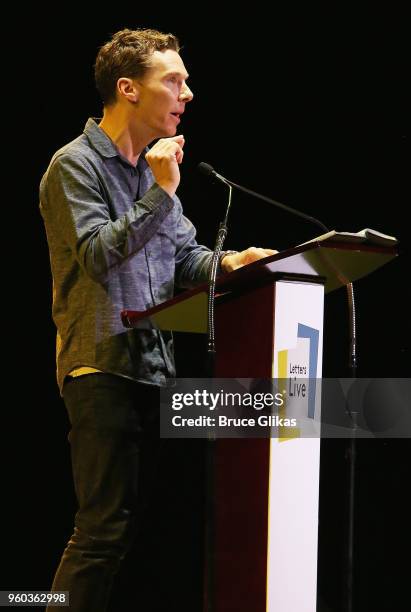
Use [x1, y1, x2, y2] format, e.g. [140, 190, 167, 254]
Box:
[46, 373, 163, 612]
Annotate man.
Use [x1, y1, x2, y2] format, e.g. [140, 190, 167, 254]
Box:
[40, 28, 275, 611]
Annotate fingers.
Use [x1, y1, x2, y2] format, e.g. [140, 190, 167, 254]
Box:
[157, 135, 185, 150]
[245, 247, 277, 259]
[170, 134, 185, 146]
[175, 147, 184, 165]
[148, 136, 184, 164]
[232, 247, 278, 269]
[262, 248, 278, 256]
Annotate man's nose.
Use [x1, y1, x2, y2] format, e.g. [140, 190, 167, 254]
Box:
[179, 83, 194, 103]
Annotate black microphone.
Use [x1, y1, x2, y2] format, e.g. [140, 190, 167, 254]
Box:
[198, 162, 329, 233]
[198, 162, 229, 185]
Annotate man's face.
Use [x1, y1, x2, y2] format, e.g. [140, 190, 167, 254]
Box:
[134, 49, 193, 139]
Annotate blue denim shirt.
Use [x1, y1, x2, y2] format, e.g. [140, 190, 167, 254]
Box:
[40, 118, 214, 394]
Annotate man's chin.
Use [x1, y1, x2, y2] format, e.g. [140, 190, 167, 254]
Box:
[152, 125, 177, 140]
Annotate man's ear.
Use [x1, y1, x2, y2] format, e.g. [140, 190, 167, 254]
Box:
[117, 78, 139, 103]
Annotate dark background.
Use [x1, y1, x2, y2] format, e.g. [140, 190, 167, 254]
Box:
[3, 8, 409, 612]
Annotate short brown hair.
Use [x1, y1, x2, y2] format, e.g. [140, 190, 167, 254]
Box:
[95, 28, 180, 106]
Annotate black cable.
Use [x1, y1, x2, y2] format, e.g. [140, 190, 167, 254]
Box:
[344, 281, 358, 612]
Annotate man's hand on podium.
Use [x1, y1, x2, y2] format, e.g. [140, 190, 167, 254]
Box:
[221, 247, 278, 273]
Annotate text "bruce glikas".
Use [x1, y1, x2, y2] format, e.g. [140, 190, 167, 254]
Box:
[171, 414, 298, 428]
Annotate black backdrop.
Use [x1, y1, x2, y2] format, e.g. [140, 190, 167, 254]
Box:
[3, 9, 409, 612]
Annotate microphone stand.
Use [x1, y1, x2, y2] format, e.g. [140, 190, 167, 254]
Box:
[205, 179, 232, 612]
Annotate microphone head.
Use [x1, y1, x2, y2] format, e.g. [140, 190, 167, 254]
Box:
[197, 162, 215, 177]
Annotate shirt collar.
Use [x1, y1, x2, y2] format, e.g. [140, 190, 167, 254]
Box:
[83, 117, 149, 171]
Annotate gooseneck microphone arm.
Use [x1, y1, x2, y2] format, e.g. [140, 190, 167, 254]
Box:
[198, 162, 330, 234]
[206, 180, 233, 368]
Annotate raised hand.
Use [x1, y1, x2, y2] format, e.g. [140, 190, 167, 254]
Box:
[145, 135, 185, 197]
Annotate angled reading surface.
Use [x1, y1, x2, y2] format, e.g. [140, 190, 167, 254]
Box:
[121, 241, 398, 333]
